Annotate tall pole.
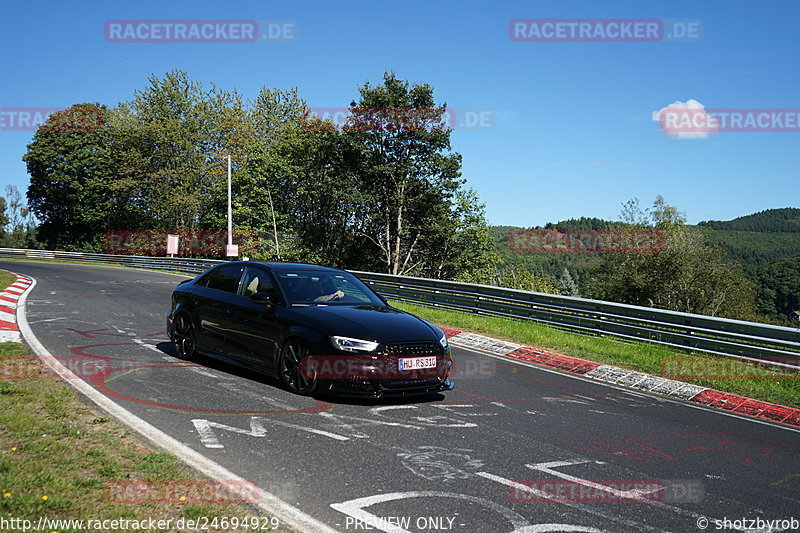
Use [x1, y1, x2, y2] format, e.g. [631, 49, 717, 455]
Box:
[227, 155, 232, 248]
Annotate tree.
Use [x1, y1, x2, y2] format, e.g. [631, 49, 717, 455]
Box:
[345, 72, 474, 275]
[24, 103, 129, 250]
[0, 185, 37, 248]
[112, 70, 219, 232]
[247, 119, 364, 265]
[557, 267, 580, 297]
[585, 196, 758, 319]
[755, 254, 800, 322]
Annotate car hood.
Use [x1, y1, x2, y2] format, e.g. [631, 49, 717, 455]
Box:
[287, 305, 440, 344]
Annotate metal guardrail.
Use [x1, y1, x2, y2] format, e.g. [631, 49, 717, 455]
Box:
[1, 247, 798, 369]
[0, 248, 223, 275]
[352, 271, 800, 370]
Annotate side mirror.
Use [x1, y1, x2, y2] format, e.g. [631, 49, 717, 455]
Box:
[249, 291, 277, 311]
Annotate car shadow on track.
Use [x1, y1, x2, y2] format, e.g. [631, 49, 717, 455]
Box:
[154, 342, 447, 407]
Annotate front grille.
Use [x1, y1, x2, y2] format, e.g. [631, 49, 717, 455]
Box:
[339, 376, 374, 392]
[384, 377, 442, 389]
[386, 342, 443, 357]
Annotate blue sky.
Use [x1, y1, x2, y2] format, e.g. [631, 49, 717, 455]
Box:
[2, 0, 798, 227]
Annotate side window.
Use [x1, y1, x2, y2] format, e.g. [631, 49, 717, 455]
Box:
[195, 269, 216, 287]
[204, 264, 244, 294]
[240, 267, 277, 301]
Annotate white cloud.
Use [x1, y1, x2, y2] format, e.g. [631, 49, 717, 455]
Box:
[651, 99, 718, 140]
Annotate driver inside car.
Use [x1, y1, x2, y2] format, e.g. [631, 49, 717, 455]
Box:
[312, 277, 344, 302]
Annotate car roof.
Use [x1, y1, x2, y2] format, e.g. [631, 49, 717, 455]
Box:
[227, 261, 345, 273]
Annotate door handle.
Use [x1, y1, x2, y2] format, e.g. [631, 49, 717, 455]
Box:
[226, 307, 234, 315]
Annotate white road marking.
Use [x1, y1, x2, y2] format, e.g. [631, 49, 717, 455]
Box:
[475, 471, 666, 533]
[525, 460, 660, 500]
[369, 405, 478, 428]
[318, 412, 370, 439]
[189, 368, 222, 379]
[192, 417, 349, 449]
[432, 404, 497, 416]
[542, 397, 592, 405]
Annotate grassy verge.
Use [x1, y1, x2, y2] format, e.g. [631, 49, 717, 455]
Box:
[392, 301, 800, 409]
[0, 275, 281, 532]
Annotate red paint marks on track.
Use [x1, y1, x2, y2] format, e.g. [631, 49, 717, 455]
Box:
[447, 326, 800, 430]
[88, 363, 333, 415]
[505, 346, 600, 375]
[691, 389, 800, 428]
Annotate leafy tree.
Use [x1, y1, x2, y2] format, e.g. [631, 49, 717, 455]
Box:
[247, 120, 364, 265]
[755, 254, 800, 322]
[486, 264, 557, 294]
[24, 103, 132, 250]
[113, 70, 219, 232]
[585, 197, 758, 319]
[344, 71, 479, 275]
[0, 185, 37, 247]
[22, 70, 498, 281]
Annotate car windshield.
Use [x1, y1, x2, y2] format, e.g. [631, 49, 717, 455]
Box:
[273, 270, 384, 306]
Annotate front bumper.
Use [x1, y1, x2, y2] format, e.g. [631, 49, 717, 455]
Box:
[312, 343, 455, 398]
[323, 377, 455, 398]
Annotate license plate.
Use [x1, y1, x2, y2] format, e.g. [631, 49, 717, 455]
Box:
[398, 356, 437, 371]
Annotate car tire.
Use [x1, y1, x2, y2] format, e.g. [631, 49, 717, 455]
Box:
[172, 313, 197, 361]
[279, 338, 317, 395]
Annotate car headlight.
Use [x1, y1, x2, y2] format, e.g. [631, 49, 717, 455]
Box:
[439, 334, 448, 348]
[330, 336, 380, 353]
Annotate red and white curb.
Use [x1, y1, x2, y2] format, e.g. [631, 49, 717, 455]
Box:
[441, 327, 800, 429]
[0, 273, 32, 343]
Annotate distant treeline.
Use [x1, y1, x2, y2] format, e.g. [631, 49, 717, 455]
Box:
[492, 205, 800, 324]
[698, 208, 800, 232]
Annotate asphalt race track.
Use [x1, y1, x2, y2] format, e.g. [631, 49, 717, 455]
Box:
[5, 259, 800, 533]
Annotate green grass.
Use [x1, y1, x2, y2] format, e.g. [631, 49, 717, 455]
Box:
[0, 342, 284, 532]
[0, 270, 17, 292]
[392, 300, 800, 409]
[0, 273, 282, 532]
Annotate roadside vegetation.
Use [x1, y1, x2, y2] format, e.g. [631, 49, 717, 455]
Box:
[0, 274, 278, 531]
[5, 69, 797, 329]
[392, 300, 800, 410]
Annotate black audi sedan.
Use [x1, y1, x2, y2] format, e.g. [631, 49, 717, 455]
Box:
[166, 262, 454, 397]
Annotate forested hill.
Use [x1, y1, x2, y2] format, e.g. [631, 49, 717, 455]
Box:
[698, 208, 800, 232]
[491, 208, 800, 323]
[493, 209, 800, 267]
